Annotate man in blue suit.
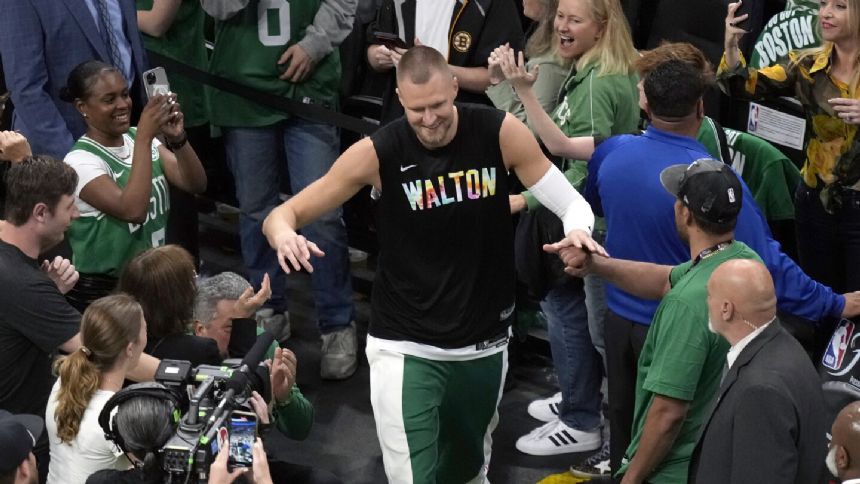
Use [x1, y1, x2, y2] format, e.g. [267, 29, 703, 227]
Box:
[0, 0, 149, 159]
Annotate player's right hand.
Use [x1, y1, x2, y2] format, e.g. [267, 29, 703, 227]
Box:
[275, 231, 325, 274]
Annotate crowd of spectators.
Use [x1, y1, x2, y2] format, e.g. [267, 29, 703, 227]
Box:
[0, 0, 860, 483]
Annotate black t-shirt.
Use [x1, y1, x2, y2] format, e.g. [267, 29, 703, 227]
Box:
[0, 240, 80, 414]
[369, 103, 515, 348]
[145, 333, 221, 367]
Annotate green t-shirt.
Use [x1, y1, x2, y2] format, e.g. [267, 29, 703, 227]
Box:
[550, 62, 640, 190]
[697, 118, 801, 221]
[66, 128, 169, 276]
[136, 0, 209, 128]
[522, 62, 639, 231]
[207, 0, 341, 128]
[620, 241, 763, 483]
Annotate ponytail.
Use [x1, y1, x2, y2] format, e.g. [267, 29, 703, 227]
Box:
[53, 349, 101, 443]
[141, 450, 162, 481]
[51, 295, 144, 443]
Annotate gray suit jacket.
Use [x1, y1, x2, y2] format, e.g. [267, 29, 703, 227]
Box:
[689, 320, 827, 483]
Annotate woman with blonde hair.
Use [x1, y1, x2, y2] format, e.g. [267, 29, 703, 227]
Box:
[720, 0, 860, 353]
[45, 294, 147, 484]
[493, 0, 639, 470]
[486, 0, 570, 128]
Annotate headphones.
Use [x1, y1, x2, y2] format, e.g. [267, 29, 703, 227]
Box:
[98, 382, 184, 454]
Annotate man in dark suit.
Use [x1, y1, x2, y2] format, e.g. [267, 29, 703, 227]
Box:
[0, 0, 149, 159]
[690, 258, 827, 483]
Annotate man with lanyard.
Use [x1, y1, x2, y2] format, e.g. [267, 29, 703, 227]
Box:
[553, 158, 761, 483]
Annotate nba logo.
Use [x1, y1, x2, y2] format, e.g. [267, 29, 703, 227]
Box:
[823, 319, 855, 370]
[748, 104, 759, 132]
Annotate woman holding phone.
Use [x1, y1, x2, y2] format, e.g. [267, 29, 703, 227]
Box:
[494, 0, 639, 471]
[60, 60, 206, 312]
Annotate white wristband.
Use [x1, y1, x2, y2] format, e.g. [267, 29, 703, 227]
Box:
[528, 164, 595, 236]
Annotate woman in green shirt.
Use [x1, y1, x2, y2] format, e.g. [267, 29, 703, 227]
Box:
[493, 0, 639, 470]
[61, 60, 207, 312]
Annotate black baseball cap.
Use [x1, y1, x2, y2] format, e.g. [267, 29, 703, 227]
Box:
[660, 158, 742, 224]
[0, 410, 43, 473]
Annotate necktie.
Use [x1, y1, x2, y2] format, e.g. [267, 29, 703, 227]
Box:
[94, 0, 122, 70]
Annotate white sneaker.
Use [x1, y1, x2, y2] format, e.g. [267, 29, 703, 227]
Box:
[256, 308, 291, 342]
[516, 420, 601, 456]
[527, 392, 562, 422]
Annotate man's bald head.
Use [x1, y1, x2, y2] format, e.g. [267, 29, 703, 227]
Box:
[707, 259, 777, 344]
[830, 401, 860, 480]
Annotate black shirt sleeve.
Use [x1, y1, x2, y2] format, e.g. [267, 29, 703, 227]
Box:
[1, 266, 80, 353]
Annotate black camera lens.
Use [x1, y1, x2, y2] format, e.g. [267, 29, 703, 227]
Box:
[146, 72, 157, 84]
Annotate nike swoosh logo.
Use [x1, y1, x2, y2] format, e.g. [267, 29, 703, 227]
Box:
[400, 164, 417, 172]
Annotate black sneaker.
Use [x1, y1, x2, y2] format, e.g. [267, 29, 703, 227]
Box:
[570, 440, 611, 478]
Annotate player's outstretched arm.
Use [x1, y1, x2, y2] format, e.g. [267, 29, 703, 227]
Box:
[499, 114, 605, 256]
[263, 138, 380, 274]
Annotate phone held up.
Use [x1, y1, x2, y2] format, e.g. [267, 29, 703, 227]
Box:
[729, 0, 752, 31]
[373, 31, 408, 50]
[226, 410, 257, 469]
[143, 67, 171, 100]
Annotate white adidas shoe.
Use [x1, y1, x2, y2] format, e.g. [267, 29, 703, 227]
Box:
[527, 392, 562, 422]
[515, 419, 601, 456]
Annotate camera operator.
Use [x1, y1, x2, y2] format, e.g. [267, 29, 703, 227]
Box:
[89, 353, 341, 484]
[86, 385, 274, 484]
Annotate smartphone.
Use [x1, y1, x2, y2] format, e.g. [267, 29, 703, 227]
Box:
[143, 67, 171, 100]
[373, 31, 408, 50]
[228, 411, 257, 468]
[729, 0, 753, 31]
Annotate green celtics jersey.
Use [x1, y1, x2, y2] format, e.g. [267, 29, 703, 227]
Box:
[208, 0, 341, 127]
[697, 118, 801, 221]
[67, 128, 170, 276]
[137, 0, 209, 127]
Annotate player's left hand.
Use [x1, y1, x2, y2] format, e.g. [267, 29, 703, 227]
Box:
[278, 44, 316, 83]
[41, 256, 79, 294]
[555, 229, 608, 257]
[830, 98, 860, 125]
